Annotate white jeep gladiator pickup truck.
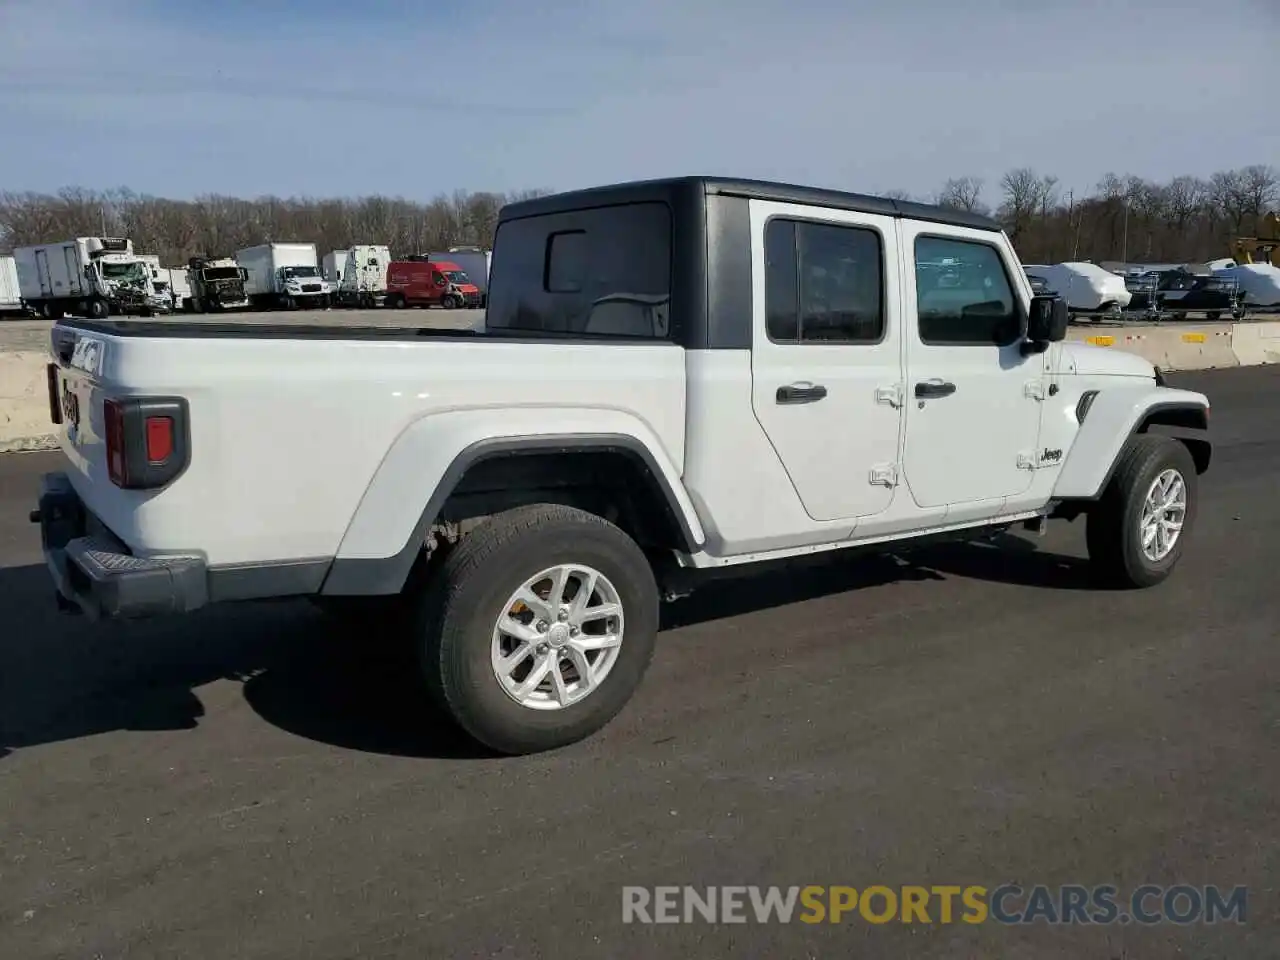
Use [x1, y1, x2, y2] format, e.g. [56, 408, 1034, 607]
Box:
[35, 176, 1211, 755]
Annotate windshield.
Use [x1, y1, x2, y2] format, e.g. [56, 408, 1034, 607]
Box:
[100, 261, 147, 283]
[203, 267, 241, 281]
[282, 266, 319, 279]
[444, 270, 471, 284]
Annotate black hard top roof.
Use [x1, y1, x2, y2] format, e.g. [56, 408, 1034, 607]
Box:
[499, 175, 1002, 233]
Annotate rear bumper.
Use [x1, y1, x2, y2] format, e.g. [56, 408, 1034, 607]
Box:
[36, 472, 208, 619]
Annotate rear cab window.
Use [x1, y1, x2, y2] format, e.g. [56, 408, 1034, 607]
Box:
[486, 202, 672, 339]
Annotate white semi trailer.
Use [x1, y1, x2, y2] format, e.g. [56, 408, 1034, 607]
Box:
[13, 237, 152, 319]
[335, 244, 391, 307]
[167, 266, 192, 312]
[237, 242, 334, 310]
[0, 255, 26, 315]
[322, 249, 349, 287]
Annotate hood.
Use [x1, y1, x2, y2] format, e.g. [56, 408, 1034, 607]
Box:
[1057, 341, 1155, 379]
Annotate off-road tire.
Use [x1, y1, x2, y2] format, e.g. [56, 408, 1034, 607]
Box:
[1086, 435, 1198, 589]
[416, 504, 659, 755]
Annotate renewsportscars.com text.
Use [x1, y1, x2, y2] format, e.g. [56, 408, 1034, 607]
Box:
[621, 884, 1248, 926]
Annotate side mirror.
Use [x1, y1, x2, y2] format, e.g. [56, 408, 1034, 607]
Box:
[1027, 294, 1068, 344]
[240, 268, 248, 281]
[84, 265, 94, 280]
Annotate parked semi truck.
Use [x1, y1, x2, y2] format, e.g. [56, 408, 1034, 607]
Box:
[186, 256, 250, 312]
[237, 242, 334, 309]
[335, 244, 391, 308]
[138, 254, 174, 313]
[13, 237, 152, 319]
[0, 255, 26, 315]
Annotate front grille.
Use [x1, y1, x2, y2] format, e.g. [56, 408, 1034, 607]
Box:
[301, 283, 321, 293]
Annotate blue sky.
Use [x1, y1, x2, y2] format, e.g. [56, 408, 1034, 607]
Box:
[1, 0, 1276, 205]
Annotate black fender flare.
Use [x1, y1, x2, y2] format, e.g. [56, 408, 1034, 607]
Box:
[321, 433, 703, 596]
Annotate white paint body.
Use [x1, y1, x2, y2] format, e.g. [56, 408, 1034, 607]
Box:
[1023, 262, 1133, 312]
[50, 203, 1207, 578]
[0, 255, 21, 311]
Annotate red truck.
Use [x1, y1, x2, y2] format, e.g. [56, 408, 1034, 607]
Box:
[385, 259, 483, 309]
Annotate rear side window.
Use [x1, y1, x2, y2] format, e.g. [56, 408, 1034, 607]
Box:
[764, 218, 885, 343]
[914, 236, 1021, 346]
[486, 202, 671, 339]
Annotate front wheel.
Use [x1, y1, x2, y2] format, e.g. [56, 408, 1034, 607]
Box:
[1086, 435, 1198, 589]
[442, 293, 461, 309]
[415, 504, 659, 755]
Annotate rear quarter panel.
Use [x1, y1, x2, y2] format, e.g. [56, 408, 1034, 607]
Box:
[59, 332, 688, 567]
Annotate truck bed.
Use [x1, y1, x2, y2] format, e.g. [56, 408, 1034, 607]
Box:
[51, 318, 660, 348]
[46, 318, 689, 571]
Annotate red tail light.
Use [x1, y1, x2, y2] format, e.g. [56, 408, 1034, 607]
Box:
[103, 396, 190, 489]
[145, 416, 174, 463]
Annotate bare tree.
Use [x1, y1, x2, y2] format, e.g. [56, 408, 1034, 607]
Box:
[998, 168, 1055, 246]
[936, 176, 987, 214]
[0, 172, 1271, 268]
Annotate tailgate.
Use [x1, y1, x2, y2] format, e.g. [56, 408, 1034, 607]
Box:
[48, 323, 190, 550]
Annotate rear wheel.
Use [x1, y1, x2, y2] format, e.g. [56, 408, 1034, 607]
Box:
[415, 504, 659, 755]
[1086, 435, 1198, 588]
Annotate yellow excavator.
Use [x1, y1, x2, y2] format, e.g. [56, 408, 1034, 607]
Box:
[1231, 211, 1280, 266]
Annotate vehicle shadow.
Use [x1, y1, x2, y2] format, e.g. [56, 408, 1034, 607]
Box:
[0, 562, 490, 763]
[661, 530, 1096, 630]
[0, 533, 1095, 762]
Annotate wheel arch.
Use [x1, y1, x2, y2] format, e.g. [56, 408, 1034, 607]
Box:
[1052, 387, 1211, 502]
[322, 426, 705, 596]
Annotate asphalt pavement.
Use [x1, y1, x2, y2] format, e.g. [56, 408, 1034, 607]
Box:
[1, 367, 1277, 958]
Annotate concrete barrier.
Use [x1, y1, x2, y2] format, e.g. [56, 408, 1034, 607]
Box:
[1229, 321, 1280, 366]
[1067, 324, 1239, 371]
[0, 351, 58, 453]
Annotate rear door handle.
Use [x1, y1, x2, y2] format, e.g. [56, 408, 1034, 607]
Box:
[776, 382, 828, 404]
[914, 380, 956, 399]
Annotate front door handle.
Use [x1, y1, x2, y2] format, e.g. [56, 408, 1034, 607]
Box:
[776, 382, 828, 404]
[915, 380, 956, 399]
